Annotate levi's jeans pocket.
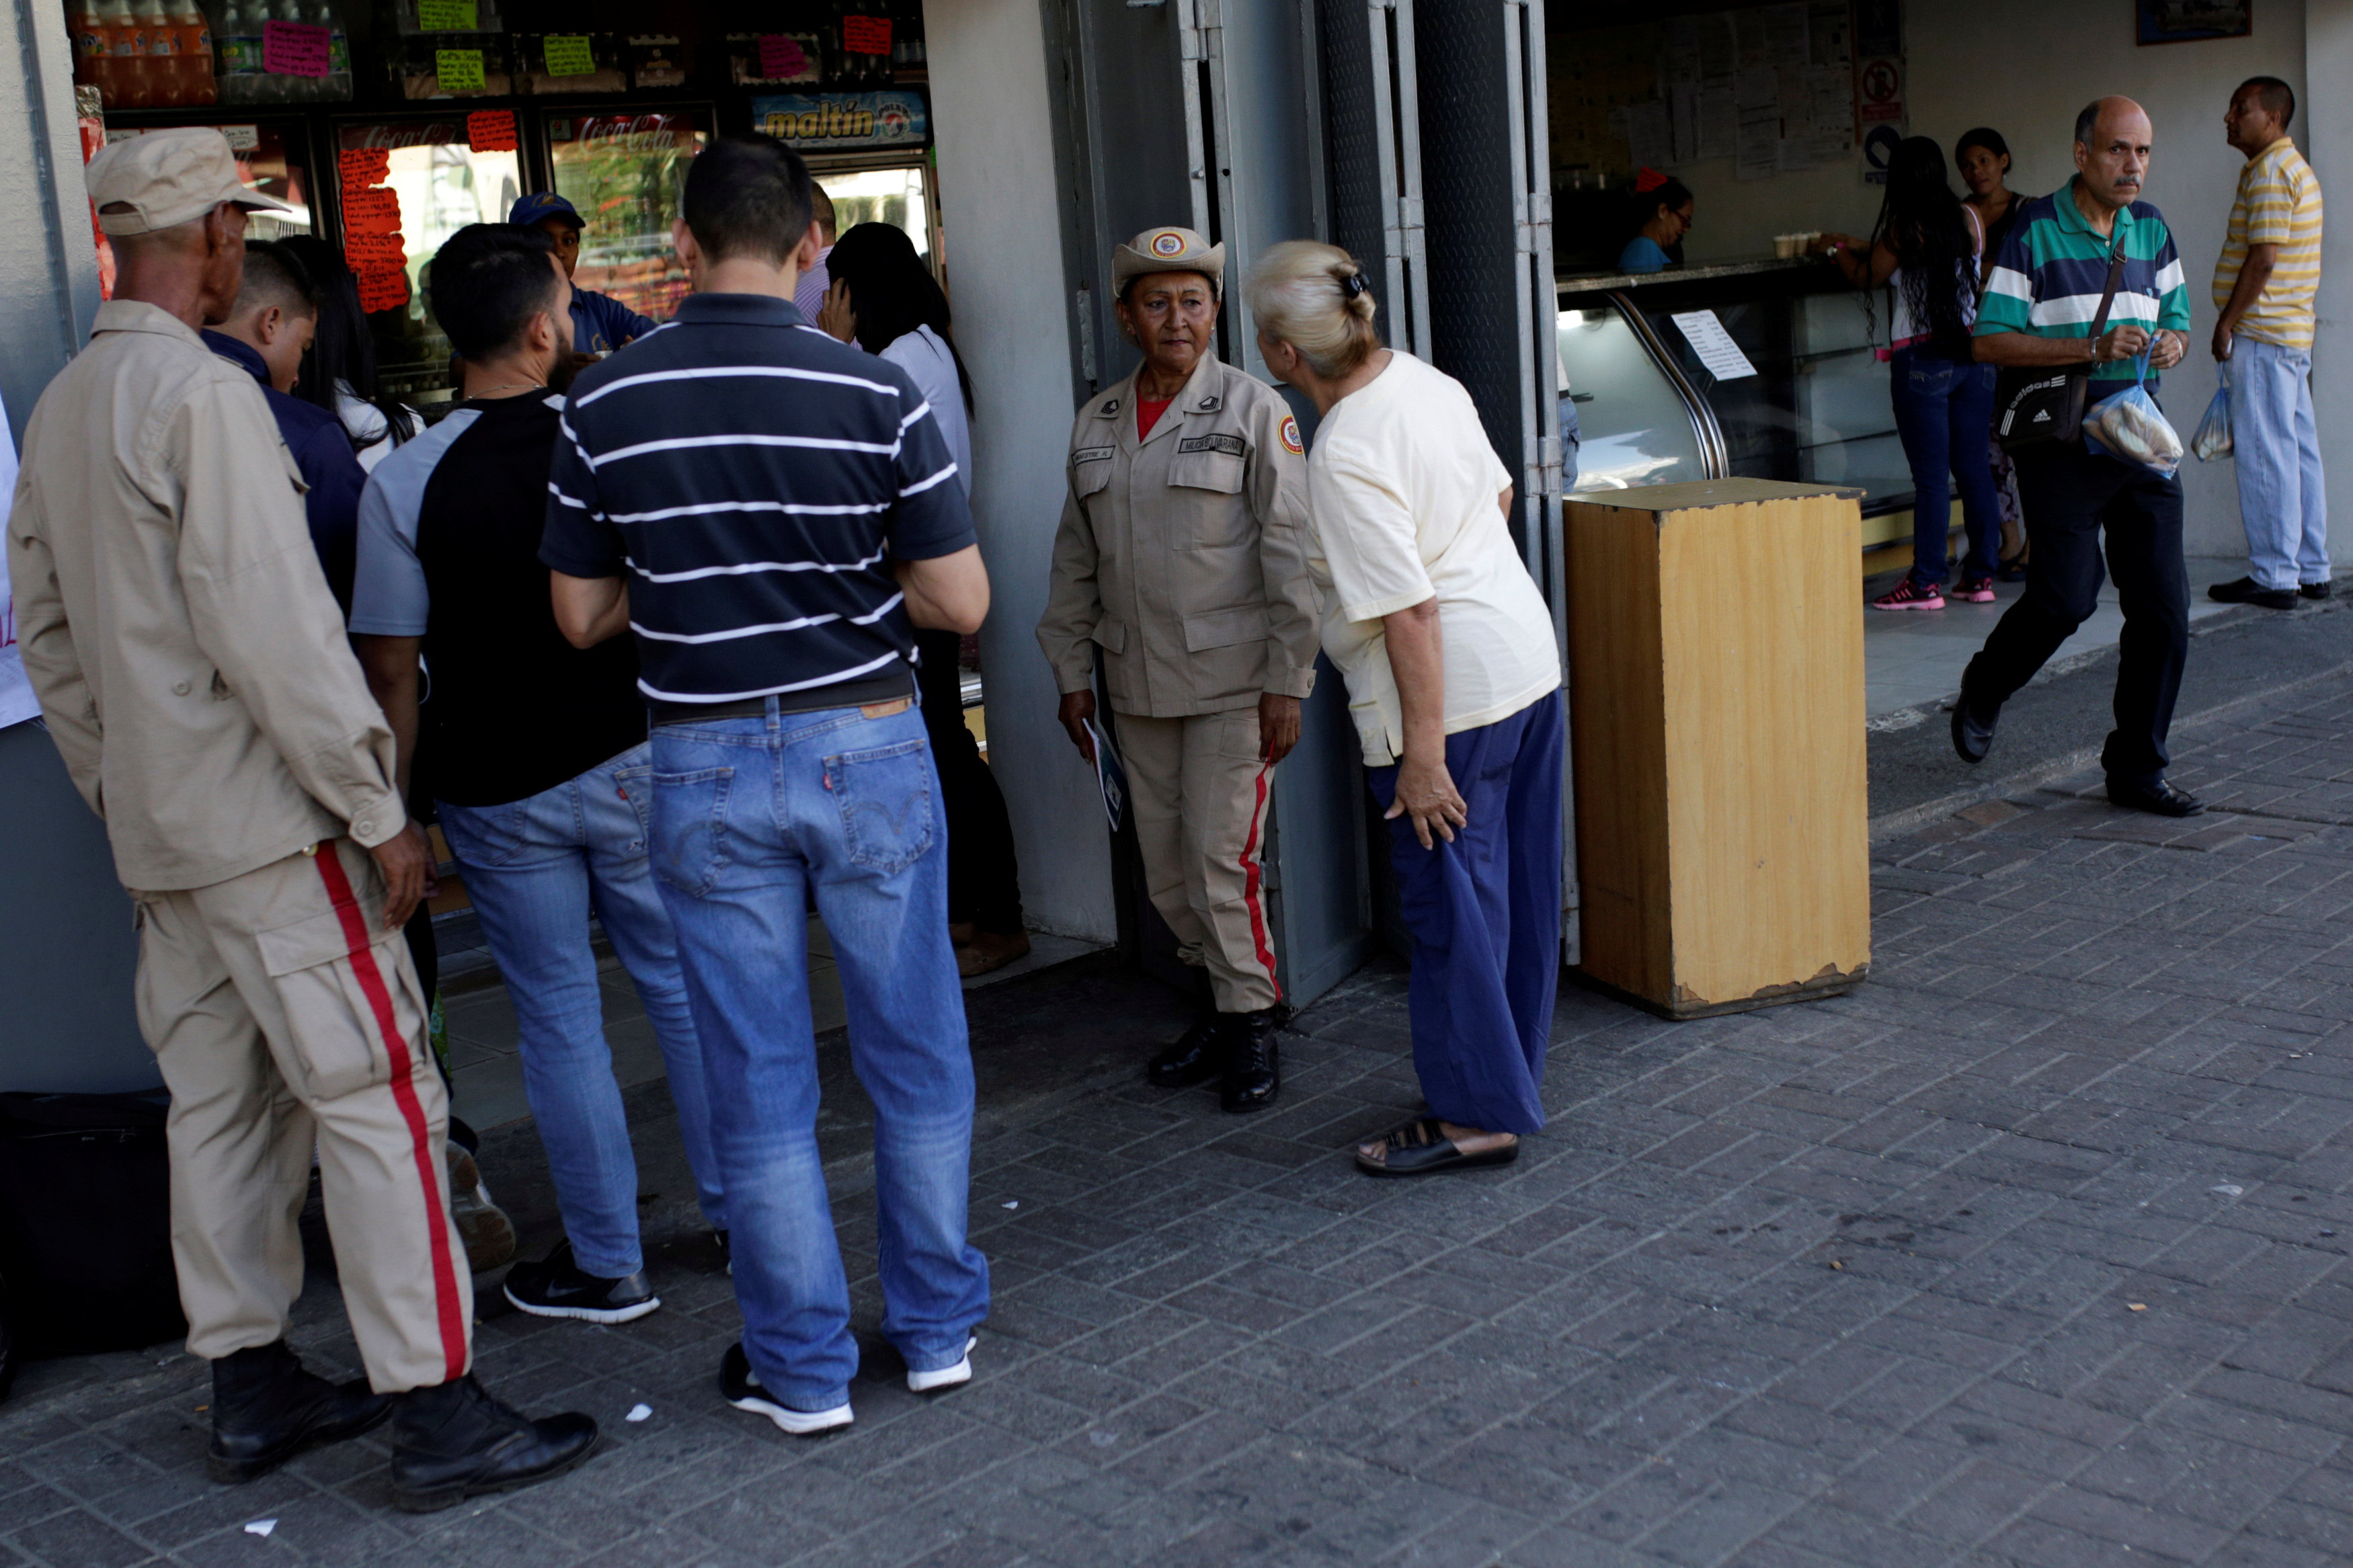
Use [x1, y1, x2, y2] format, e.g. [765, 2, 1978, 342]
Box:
[651, 766, 735, 897]
[825, 737, 936, 875]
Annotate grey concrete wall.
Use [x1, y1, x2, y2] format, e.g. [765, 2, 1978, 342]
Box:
[0, 0, 151, 1091]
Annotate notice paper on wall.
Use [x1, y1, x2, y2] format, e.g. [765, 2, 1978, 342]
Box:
[1671, 311, 1757, 381]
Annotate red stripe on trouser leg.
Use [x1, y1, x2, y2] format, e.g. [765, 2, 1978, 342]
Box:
[1239, 761, 1281, 1003]
[312, 843, 467, 1385]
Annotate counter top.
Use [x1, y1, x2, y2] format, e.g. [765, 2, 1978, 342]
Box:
[1556, 254, 1829, 296]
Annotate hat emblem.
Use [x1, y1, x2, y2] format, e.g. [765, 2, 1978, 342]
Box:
[1150, 231, 1188, 258]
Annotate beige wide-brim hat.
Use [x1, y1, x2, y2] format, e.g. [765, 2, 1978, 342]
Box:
[87, 126, 290, 237]
[1113, 225, 1225, 297]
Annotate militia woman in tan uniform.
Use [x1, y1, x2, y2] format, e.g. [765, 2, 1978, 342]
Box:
[1037, 226, 1320, 1113]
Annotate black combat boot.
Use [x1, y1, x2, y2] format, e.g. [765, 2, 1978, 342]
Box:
[207, 1340, 391, 1484]
[1220, 1009, 1281, 1113]
[1147, 971, 1224, 1089]
[388, 1374, 598, 1513]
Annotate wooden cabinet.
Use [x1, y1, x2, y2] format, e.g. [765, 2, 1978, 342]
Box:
[1565, 479, 1870, 1019]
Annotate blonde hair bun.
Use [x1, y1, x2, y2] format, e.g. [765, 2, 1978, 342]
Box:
[1245, 240, 1382, 379]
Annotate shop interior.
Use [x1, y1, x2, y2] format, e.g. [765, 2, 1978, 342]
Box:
[64, 0, 1084, 1020]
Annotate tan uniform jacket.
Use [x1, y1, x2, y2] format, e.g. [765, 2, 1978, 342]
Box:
[1036, 353, 1320, 717]
[9, 301, 405, 892]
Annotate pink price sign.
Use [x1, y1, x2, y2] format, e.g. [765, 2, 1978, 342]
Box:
[757, 34, 807, 79]
[261, 19, 330, 77]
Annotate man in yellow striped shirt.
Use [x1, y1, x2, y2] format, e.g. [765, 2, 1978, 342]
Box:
[2209, 75, 2328, 610]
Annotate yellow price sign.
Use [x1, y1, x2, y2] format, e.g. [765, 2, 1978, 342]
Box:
[435, 47, 485, 90]
[416, 0, 476, 28]
[543, 34, 595, 76]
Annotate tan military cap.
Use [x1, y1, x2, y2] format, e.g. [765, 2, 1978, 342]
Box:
[1113, 225, 1226, 296]
[87, 127, 290, 237]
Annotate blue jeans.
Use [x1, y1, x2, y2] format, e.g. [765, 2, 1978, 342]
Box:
[436, 742, 726, 1279]
[2228, 335, 2329, 591]
[1367, 690, 1564, 1136]
[1890, 347, 2001, 585]
[649, 697, 987, 1411]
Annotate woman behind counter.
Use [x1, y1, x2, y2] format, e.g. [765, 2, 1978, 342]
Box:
[819, 222, 1031, 977]
[1815, 136, 2003, 611]
[1036, 226, 1322, 1114]
[1248, 241, 1564, 1179]
[1618, 169, 1694, 275]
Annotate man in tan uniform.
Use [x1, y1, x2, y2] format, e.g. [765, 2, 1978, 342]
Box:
[8, 128, 594, 1512]
[1039, 227, 1320, 1112]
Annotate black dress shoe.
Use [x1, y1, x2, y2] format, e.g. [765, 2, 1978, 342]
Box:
[207, 1340, 391, 1484]
[2107, 778, 2204, 817]
[1951, 692, 2001, 764]
[2208, 575, 2299, 610]
[2302, 580, 2334, 600]
[389, 1374, 598, 1513]
[1147, 1003, 1226, 1088]
[1220, 1009, 1281, 1113]
[502, 1240, 660, 1324]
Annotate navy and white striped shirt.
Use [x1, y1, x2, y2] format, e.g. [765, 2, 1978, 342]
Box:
[541, 292, 974, 704]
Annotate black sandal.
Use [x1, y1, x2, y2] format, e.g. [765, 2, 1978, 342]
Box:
[1354, 1116, 1519, 1178]
[1995, 551, 2030, 583]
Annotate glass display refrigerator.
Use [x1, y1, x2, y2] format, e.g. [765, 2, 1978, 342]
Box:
[1556, 256, 1911, 526]
[542, 106, 710, 327]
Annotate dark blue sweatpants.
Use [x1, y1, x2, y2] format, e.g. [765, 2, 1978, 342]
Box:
[1367, 690, 1564, 1136]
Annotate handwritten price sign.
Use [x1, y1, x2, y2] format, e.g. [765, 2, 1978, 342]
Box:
[342, 185, 402, 235]
[435, 48, 485, 91]
[543, 34, 595, 76]
[415, 0, 476, 29]
[467, 108, 517, 151]
[261, 20, 330, 77]
[343, 232, 407, 270]
[337, 147, 389, 187]
[842, 15, 891, 54]
[757, 34, 807, 78]
[356, 270, 409, 313]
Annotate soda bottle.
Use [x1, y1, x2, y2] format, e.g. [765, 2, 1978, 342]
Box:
[138, 1, 181, 108]
[272, 0, 309, 102]
[69, 0, 108, 90]
[214, 0, 262, 104]
[308, 0, 348, 100]
[102, 0, 149, 110]
[177, 0, 216, 104]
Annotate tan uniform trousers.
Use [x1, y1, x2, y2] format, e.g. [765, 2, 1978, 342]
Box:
[129, 837, 473, 1394]
[1117, 706, 1282, 1014]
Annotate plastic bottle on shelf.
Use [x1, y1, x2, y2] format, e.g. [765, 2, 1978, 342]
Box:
[98, 0, 146, 109]
[308, 0, 349, 100]
[138, 0, 182, 108]
[70, 0, 108, 91]
[214, 0, 261, 104]
[177, 0, 216, 104]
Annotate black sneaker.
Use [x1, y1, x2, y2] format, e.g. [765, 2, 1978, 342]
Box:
[2208, 575, 2299, 610]
[719, 1342, 851, 1435]
[2302, 580, 2333, 601]
[502, 1240, 660, 1324]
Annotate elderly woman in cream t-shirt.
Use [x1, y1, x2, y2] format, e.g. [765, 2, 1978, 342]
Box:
[1246, 240, 1565, 1179]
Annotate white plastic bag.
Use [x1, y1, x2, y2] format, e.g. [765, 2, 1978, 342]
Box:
[2191, 368, 2233, 461]
[2083, 353, 2184, 478]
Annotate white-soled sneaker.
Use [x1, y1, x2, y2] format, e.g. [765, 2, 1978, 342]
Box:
[907, 1337, 978, 1394]
[720, 1342, 850, 1436]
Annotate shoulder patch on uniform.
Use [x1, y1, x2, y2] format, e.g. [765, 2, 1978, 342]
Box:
[1177, 434, 1246, 456]
[1072, 445, 1117, 462]
[1095, 398, 1121, 417]
[1279, 415, 1304, 455]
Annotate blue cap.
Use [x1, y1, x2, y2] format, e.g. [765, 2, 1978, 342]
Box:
[508, 191, 584, 230]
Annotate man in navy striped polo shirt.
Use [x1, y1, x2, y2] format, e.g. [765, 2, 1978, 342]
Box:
[1958, 96, 2204, 818]
[543, 135, 992, 1436]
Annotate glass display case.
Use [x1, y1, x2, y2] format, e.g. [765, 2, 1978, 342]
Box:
[544, 106, 709, 326]
[1558, 256, 1910, 519]
[334, 116, 524, 406]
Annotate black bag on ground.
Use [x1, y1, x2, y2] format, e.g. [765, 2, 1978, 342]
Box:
[1994, 230, 2128, 452]
[0, 1091, 185, 1354]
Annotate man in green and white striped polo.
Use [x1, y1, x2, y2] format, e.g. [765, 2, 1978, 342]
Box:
[1956, 96, 2203, 819]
